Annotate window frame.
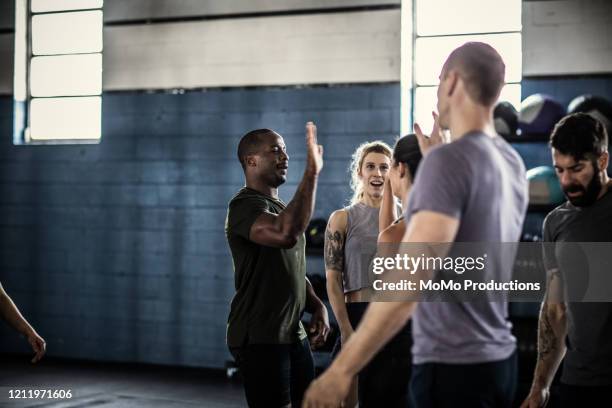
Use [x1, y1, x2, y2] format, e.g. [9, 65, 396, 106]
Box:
[403, 0, 522, 134]
[13, 0, 103, 145]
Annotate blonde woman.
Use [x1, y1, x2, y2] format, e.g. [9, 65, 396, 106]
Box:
[324, 140, 412, 407]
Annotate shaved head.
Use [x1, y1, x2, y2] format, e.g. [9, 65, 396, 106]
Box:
[442, 42, 505, 107]
[237, 128, 276, 170]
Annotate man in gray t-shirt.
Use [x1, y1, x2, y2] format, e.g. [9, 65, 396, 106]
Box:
[303, 42, 528, 408]
[522, 113, 612, 408]
[407, 130, 527, 365]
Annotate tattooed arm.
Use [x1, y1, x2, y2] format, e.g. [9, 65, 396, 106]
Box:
[521, 270, 567, 408]
[325, 210, 353, 341]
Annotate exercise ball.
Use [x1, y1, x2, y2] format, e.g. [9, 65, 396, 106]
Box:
[567, 94, 612, 136]
[526, 166, 565, 205]
[494, 101, 519, 140]
[519, 94, 566, 138]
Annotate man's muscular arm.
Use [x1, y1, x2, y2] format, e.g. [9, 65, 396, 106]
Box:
[249, 122, 324, 248]
[521, 271, 567, 408]
[303, 210, 459, 407]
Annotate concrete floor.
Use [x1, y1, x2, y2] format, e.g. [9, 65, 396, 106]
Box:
[0, 353, 247, 407]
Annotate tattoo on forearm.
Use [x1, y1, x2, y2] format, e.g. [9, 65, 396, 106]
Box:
[325, 228, 344, 271]
[538, 269, 564, 362]
[538, 310, 557, 361]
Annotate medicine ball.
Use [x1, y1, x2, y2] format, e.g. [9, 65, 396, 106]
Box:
[519, 94, 566, 138]
[526, 166, 565, 206]
[567, 95, 612, 136]
[494, 101, 519, 139]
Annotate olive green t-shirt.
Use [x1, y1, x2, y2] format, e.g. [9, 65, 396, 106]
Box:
[225, 187, 307, 347]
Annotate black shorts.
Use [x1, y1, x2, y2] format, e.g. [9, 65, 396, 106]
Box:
[230, 337, 314, 408]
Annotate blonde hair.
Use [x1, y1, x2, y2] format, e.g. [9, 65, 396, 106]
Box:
[348, 140, 392, 205]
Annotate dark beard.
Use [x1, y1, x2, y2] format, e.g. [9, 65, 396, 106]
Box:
[564, 170, 602, 207]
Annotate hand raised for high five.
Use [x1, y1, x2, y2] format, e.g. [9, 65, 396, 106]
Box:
[414, 111, 446, 155]
[305, 121, 324, 176]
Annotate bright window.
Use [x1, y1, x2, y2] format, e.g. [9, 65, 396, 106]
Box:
[407, 0, 522, 133]
[415, 0, 521, 36]
[14, 0, 103, 143]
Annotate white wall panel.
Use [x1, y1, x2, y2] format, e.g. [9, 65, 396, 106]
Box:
[103, 10, 400, 89]
[523, 0, 612, 76]
[104, 0, 399, 21]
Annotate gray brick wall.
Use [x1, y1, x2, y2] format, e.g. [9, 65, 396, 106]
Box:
[0, 84, 400, 368]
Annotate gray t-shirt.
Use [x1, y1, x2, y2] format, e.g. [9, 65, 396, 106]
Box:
[405, 131, 528, 364]
[543, 189, 612, 386]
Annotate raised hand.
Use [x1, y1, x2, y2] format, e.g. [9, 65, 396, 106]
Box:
[414, 111, 446, 155]
[305, 122, 323, 176]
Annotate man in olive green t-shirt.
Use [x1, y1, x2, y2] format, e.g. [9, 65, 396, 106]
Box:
[225, 122, 330, 408]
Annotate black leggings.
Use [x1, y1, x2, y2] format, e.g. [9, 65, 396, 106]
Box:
[332, 302, 413, 407]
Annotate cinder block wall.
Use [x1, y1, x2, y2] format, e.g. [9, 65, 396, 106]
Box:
[2, 0, 612, 369]
[0, 84, 400, 367]
[0, 0, 401, 368]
